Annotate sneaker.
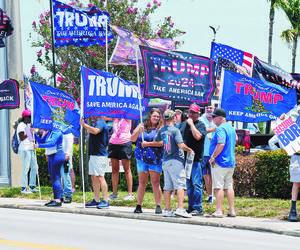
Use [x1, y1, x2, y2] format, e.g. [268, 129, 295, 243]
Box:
[164, 209, 176, 217]
[175, 208, 192, 218]
[134, 205, 143, 213]
[85, 199, 100, 207]
[21, 188, 32, 194]
[108, 193, 118, 200]
[30, 187, 39, 193]
[123, 194, 134, 201]
[97, 200, 110, 209]
[71, 189, 76, 193]
[155, 205, 162, 214]
[207, 196, 215, 203]
[64, 196, 72, 204]
[289, 210, 298, 222]
[190, 210, 203, 216]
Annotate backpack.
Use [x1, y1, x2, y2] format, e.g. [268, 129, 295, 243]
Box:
[11, 129, 19, 154]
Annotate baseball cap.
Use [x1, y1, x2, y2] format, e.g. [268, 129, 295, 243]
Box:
[189, 103, 200, 113]
[163, 109, 175, 120]
[212, 108, 226, 118]
[22, 110, 31, 117]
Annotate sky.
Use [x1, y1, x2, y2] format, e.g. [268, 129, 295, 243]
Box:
[19, 0, 296, 78]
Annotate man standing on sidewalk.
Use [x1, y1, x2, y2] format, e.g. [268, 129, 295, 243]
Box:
[155, 109, 194, 218]
[179, 104, 207, 215]
[80, 116, 110, 209]
[209, 108, 237, 217]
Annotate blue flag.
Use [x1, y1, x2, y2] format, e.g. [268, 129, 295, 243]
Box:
[30, 81, 80, 136]
[81, 66, 149, 120]
[53, 0, 113, 47]
[140, 45, 216, 105]
[221, 70, 297, 122]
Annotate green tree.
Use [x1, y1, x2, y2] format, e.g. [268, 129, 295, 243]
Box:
[30, 0, 185, 103]
[278, 0, 300, 73]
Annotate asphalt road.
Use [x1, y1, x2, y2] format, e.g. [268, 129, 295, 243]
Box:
[0, 208, 299, 250]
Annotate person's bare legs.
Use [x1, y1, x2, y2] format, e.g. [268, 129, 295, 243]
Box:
[292, 182, 300, 201]
[137, 172, 148, 205]
[149, 170, 161, 205]
[122, 159, 132, 195]
[99, 176, 108, 201]
[203, 174, 213, 197]
[111, 158, 119, 195]
[225, 188, 235, 216]
[176, 188, 185, 209]
[91, 175, 100, 202]
[214, 188, 224, 215]
[164, 190, 172, 210]
[70, 168, 75, 189]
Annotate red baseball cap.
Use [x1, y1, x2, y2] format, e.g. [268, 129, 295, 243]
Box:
[22, 110, 31, 117]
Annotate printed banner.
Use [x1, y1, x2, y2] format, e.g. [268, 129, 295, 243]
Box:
[140, 45, 216, 105]
[0, 8, 13, 47]
[53, 0, 113, 47]
[271, 108, 300, 156]
[210, 42, 254, 77]
[221, 70, 297, 122]
[0, 79, 19, 109]
[81, 66, 149, 119]
[109, 25, 176, 65]
[30, 81, 80, 136]
[253, 57, 300, 95]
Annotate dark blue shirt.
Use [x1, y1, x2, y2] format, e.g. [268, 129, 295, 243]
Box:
[89, 119, 108, 156]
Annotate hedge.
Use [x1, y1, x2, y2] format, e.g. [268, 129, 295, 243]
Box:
[35, 146, 293, 199]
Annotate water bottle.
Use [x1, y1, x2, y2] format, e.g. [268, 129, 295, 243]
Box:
[185, 151, 195, 179]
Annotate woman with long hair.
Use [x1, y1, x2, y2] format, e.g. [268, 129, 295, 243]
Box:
[131, 108, 164, 214]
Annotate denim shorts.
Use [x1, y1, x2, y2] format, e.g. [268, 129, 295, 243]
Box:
[136, 159, 162, 173]
[202, 156, 211, 175]
[162, 159, 186, 191]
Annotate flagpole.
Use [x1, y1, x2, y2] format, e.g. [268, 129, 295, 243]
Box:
[80, 72, 86, 208]
[134, 42, 144, 141]
[49, 0, 57, 88]
[105, 17, 108, 72]
[219, 68, 225, 108]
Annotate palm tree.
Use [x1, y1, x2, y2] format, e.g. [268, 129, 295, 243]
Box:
[278, 0, 300, 73]
[267, 0, 279, 64]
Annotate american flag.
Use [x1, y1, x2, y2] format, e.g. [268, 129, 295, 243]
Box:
[210, 42, 254, 77]
[217, 57, 252, 78]
[0, 8, 14, 47]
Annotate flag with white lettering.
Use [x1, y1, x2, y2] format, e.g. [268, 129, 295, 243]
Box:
[30, 81, 80, 136]
[109, 25, 176, 65]
[0, 79, 19, 109]
[221, 70, 297, 122]
[140, 45, 216, 105]
[53, 0, 113, 47]
[81, 66, 149, 119]
[211, 42, 253, 77]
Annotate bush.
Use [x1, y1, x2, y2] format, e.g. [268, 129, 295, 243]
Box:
[233, 154, 258, 197]
[254, 149, 292, 199]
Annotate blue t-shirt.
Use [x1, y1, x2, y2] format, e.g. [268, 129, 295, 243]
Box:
[155, 125, 184, 163]
[209, 122, 236, 168]
[135, 128, 163, 165]
[35, 130, 63, 152]
[89, 119, 108, 156]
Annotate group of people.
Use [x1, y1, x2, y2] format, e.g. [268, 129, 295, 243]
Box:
[16, 104, 238, 217]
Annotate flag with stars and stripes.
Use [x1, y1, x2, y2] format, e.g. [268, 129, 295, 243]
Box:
[52, 0, 113, 47]
[216, 57, 252, 78]
[210, 42, 254, 77]
[0, 8, 14, 47]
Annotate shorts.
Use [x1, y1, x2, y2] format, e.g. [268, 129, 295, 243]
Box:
[108, 142, 132, 160]
[202, 156, 211, 175]
[162, 159, 186, 191]
[212, 163, 234, 190]
[290, 154, 300, 183]
[136, 159, 162, 173]
[89, 155, 109, 176]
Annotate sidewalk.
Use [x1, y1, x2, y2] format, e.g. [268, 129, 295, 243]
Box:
[1, 197, 300, 237]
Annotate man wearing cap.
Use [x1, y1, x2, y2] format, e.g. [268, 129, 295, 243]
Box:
[209, 108, 237, 217]
[179, 104, 207, 215]
[17, 110, 38, 194]
[155, 109, 194, 218]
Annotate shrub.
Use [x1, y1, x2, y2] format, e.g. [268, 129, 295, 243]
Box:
[254, 149, 292, 199]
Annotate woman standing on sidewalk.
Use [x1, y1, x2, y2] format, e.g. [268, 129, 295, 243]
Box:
[131, 108, 164, 214]
[34, 129, 65, 207]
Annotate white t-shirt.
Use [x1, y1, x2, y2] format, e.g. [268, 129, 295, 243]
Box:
[17, 122, 33, 151]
